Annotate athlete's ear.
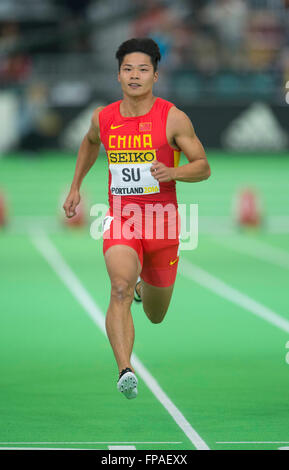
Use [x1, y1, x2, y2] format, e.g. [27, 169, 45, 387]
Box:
[154, 71, 159, 83]
[118, 72, 120, 82]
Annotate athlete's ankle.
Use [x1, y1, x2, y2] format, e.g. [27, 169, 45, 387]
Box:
[119, 365, 134, 375]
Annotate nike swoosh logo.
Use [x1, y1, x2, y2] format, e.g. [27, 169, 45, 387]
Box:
[169, 257, 179, 266]
[110, 124, 125, 129]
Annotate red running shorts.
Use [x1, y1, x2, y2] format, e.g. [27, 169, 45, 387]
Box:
[102, 206, 180, 288]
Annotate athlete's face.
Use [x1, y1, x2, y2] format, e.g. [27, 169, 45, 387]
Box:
[118, 52, 158, 97]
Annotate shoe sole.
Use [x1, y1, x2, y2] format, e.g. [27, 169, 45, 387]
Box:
[117, 371, 138, 399]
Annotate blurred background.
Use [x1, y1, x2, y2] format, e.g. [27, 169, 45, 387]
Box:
[1, 1, 289, 451]
[0, 0, 288, 154]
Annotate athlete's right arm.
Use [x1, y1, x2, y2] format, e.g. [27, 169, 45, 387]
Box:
[63, 106, 104, 218]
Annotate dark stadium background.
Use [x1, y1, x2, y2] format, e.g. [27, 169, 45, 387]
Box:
[0, 0, 289, 452]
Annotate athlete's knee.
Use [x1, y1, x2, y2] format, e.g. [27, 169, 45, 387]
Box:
[110, 279, 134, 303]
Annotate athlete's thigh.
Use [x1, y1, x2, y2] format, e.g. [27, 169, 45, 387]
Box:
[141, 280, 176, 322]
[104, 244, 142, 287]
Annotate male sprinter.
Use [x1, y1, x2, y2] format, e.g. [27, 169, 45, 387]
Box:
[63, 38, 210, 399]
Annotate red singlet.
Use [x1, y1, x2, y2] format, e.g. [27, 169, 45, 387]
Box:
[99, 97, 181, 287]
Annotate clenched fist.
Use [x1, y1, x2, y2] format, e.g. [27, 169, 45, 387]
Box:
[63, 189, 81, 218]
[150, 160, 175, 183]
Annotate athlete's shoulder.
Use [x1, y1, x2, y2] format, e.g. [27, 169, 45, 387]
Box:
[166, 106, 195, 144]
[91, 105, 105, 123]
[91, 102, 119, 128]
[99, 100, 121, 116]
[87, 106, 105, 143]
[167, 105, 192, 127]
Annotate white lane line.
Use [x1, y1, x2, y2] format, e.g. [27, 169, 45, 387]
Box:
[130, 355, 210, 451]
[0, 442, 182, 445]
[216, 442, 289, 444]
[0, 447, 86, 450]
[211, 235, 289, 270]
[179, 258, 289, 334]
[108, 446, 136, 450]
[30, 232, 209, 451]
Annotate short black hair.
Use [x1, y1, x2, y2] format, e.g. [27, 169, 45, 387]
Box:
[116, 38, 161, 72]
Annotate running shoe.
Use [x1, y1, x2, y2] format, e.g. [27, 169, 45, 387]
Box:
[134, 277, 142, 302]
[117, 367, 138, 399]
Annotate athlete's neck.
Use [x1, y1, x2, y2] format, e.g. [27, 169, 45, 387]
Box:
[120, 94, 157, 117]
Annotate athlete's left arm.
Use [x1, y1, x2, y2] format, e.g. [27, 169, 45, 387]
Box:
[151, 107, 211, 183]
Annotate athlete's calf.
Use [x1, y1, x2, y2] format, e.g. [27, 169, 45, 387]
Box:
[140, 280, 175, 324]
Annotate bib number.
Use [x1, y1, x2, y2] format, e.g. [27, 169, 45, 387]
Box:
[108, 150, 160, 196]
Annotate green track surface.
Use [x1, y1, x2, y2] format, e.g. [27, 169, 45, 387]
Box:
[0, 152, 289, 450]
